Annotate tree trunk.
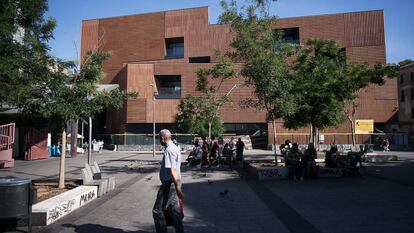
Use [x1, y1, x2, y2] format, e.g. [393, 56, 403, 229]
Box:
[272, 120, 277, 165]
[70, 120, 78, 158]
[351, 118, 356, 150]
[309, 124, 313, 143]
[311, 124, 319, 150]
[208, 122, 212, 140]
[316, 127, 320, 151]
[58, 127, 66, 189]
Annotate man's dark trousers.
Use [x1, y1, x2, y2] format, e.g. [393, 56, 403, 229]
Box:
[153, 182, 184, 233]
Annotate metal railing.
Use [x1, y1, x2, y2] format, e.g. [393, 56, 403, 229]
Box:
[0, 123, 15, 151]
[96, 133, 196, 146]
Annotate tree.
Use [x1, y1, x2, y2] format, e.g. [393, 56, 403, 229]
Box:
[343, 62, 398, 148]
[17, 51, 137, 188]
[285, 39, 398, 149]
[0, 0, 56, 106]
[176, 53, 237, 138]
[219, 0, 296, 161]
[0, 0, 137, 188]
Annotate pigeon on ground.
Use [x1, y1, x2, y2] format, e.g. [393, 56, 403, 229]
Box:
[219, 190, 229, 197]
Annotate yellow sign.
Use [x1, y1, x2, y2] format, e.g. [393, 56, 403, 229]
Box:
[355, 120, 374, 134]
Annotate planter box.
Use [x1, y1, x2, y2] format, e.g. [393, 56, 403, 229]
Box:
[246, 162, 288, 180]
[366, 154, 398, 163]
[32, 185, 97, 226]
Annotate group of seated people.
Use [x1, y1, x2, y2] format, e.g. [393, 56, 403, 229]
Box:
[280, 140, 318, 181]
[186, 136, 245, 168]
[325, 144, 366, 172]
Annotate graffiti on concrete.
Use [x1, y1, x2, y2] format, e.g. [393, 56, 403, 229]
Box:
[80, 190, 96, 206]
[47, 199, 76, 222]
[258, 169, 283, 178]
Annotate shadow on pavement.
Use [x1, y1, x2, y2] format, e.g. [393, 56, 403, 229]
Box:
[62, 223, 152, 233]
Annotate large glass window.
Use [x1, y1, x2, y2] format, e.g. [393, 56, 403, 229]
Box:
[275, 27, 300, 45]
[165, 37, 184, 59]
[155, 75, 181, 99]
[401, 90, 405, 102]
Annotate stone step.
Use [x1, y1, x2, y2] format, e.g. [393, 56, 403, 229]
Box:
[32, 185, 98, 226]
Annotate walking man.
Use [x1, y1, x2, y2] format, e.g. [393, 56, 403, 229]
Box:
[153, 129, 185, 233]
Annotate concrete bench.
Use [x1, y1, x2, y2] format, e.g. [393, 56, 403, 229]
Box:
[90, 162, 116, 191]
[81, 168, 108, 197]
[92, 162, 116, 191]
[32, 185, 97, 226]
[82, 163, 116, 197]
[319, 167, 343, 177]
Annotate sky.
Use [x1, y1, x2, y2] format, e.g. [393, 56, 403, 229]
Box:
[46, 0, 414, 64]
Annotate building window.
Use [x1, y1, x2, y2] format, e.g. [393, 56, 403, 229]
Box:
[275, 27, 300, 45]
[400, 75, 404, 84]
[401, 90, 405, 102]
[165, 37, 184, 59]
[155, 75, 181, 99]
[411, 72, 414, 82]
[412, 108, 414, 119]
[189, 56, 211, 63]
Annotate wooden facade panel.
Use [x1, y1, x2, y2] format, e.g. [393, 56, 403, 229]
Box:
[80, 20, 99, 62]
[165, 7, 232, 62]
[127, 99, 147, 123]
[152, 63, 266, 123]
[374, 78, 397, 100]
[80, 8, 394, 137]
[97, 12, 165, 84]
[165, 7, 209, 38]
[276, 14, 345, 46]
[346, 45, 386, 64]
[344, 10, 385, 47]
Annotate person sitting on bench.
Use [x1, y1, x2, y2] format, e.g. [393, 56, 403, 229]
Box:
[187, 139, 202, 166]
[325, 144, 338, 168]
[286, 143, 303, 181]
[302, 143, 317, 178]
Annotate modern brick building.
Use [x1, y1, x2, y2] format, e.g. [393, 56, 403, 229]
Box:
[81, 7, 397, 146]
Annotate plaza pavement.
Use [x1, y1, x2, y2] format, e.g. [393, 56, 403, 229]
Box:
[1, 150, 414, 233]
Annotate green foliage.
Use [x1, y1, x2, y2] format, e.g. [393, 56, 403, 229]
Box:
[284, 38, 398, 130]
[176, 53, 236, 137]
[0, 0, 56, 106]
[176, 95, 224, 137]
[219, 0, 296, 122]
[0, 0, 137, 128]
[16, 51, 138, 128]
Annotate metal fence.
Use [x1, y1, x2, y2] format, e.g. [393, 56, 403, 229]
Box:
[96, 134, 196, 146]
[0, 123, 15, 151]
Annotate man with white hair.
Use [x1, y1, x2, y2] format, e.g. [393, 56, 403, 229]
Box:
[153, 129, 184, 233]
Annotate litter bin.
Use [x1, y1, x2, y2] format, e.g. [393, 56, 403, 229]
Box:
[0, 178, 33, 232]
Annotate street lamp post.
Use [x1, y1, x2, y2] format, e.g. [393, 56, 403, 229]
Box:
[88, 117, 92, 165]
[150, 83, 158, 157]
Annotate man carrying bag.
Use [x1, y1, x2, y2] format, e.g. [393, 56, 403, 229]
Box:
[153, 129, 185, 233]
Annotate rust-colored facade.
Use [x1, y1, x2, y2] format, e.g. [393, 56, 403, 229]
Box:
[81, 7, 397, 145]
